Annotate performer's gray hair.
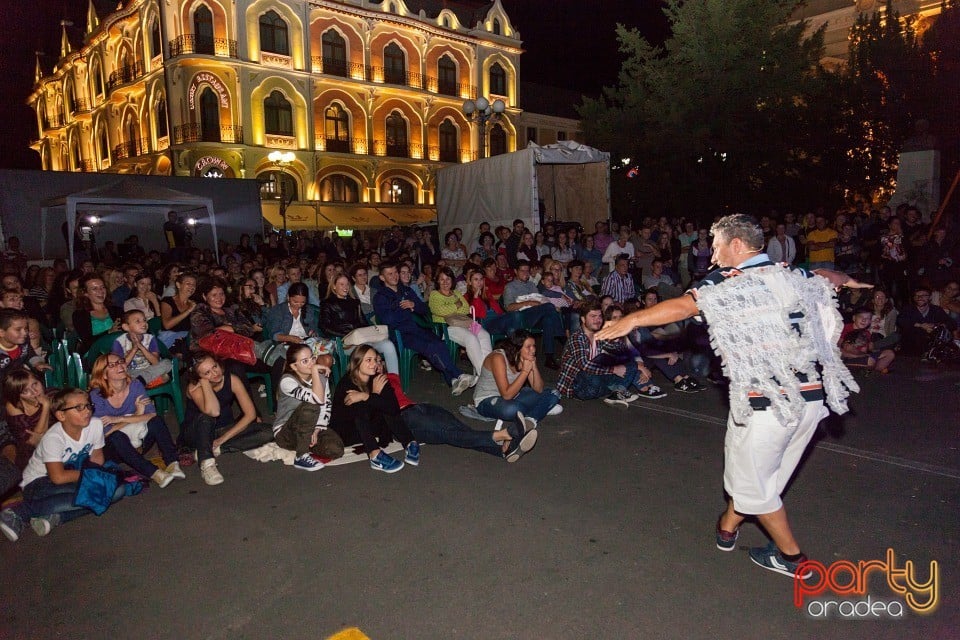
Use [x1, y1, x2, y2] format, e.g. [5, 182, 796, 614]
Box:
[710, 214, 764, 251]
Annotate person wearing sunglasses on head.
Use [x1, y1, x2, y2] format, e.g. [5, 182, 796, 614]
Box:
[1, 388, 127, 542]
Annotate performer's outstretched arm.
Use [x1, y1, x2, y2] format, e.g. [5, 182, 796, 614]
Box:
[812, 268, 873, 289]
[595, 295, 699, 341]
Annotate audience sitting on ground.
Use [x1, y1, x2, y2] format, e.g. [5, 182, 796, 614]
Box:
[329, 344, 420, 474]
[601, 254, 636, 304]
[473, 329, 560, 434]
[868, 289, 900, 350]
[839, 309, 896, 374]
[896, 286, 958, 357]
[182, 352, 274, 486]
[1, 388, 127, 542]
[112, 310, 173, 389]
[88, 353, 184, 488]
[272, 343, 343, 472]
[2, 369, 53, 469]
[641, 259, 683, 300]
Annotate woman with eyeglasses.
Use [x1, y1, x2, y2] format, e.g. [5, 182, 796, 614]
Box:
[88, 353, 184, 488]
[272, 344, 344, 471]
[182, 352, 274, 486]
[0, 388, 127, 542]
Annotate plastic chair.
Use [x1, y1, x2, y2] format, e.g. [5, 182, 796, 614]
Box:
[67, 353, 89, 389]
[146, 356, 185, 424]
[246, 371, 275, 413]
[431, 322, 460, 363]
[393, 330, 418, 392]
[82, 331, 124, 368]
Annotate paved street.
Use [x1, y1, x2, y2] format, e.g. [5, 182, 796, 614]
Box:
[2, 358, 958, 639]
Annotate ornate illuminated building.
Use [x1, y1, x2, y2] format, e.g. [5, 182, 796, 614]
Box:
[793, 0, 944, 68]
[27, 0, 581, 228]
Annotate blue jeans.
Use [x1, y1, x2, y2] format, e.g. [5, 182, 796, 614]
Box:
[12, 476, 125, 524]
[481, 311, 523, 336]
[401, 404, 509, 458]
[103, 415, 179, 478]
[518, 304, 564, 355]
[570, 360, 639, 400]
[400, 327, 463, 385]
[476, 387, 560, 429]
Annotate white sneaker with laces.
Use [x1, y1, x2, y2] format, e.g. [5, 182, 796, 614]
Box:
[151, 469, 174, 488]
[200, 459, 224, 485]
[166, 461, 186, 480]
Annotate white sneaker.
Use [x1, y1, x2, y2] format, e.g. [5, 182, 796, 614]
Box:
[547, 404, 563, 416]
[200, 459, 224, 486]
[451, 374, 472, 396]
[30, 514, 60, 537]
[151, 469, 174, 488]
[165, 461, 186, 480]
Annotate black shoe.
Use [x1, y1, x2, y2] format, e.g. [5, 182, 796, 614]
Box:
[544, 355, 560, 370]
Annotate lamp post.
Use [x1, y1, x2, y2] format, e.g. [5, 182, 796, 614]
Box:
[461, 97, 505, 159]
[267, 150, 296, 235]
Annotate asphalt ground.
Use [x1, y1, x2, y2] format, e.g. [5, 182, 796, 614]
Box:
[2, 357, 958, 639]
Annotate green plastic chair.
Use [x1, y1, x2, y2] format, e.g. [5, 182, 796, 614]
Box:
[82, 331, 124, 368]
[392, 330, 418, 392]
[67, 353, 89, 389]
[431, 322, 460, 363]
[245, 370, 275, 413]
[146, 356, 185, 424]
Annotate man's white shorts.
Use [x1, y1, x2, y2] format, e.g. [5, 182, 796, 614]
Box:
[723, 400, 827, 515]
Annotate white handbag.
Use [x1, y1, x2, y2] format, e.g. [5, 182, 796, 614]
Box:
[342, 324, 389, 347]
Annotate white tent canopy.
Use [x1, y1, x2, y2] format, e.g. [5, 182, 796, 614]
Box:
[40, 179, 218, 266]
[436, 141, 610, 252]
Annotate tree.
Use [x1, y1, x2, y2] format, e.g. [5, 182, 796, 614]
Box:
[578, 0, 827, 219]
[839, 0, 929, 200]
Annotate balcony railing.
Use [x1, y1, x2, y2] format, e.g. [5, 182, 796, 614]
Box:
[168, 35, 238, 59]
[113, 138, 148, 159]
[311, 136, 469, 162]
[108, 61, 144, 91]
[173, 123, 244, 144]
[307, 57, 477, 98]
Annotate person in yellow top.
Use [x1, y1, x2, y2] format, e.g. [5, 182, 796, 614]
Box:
[428, 267, 492, 379]
[805, 215, 838, 270]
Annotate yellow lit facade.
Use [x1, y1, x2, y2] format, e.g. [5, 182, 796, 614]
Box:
[793, 0, 944, 68]
[28, 0, 529, 219]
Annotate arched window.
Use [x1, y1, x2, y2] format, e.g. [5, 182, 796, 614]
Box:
[439, 119, 458, 163]
[322, 30, 347, 77]
[489, 123, 506, 157]
[385, 111, 407, 157]
[492, 18, 501, 35]
[489, 62, 506, 96]
[199, 87, 220, 141]
[389, 2, 397, 13]
[384, 43, 405, 85]
[151, 20, 162, 58]
[319, 175, 359, 203]
[264, 90, 293, 136]
[194, 5, 214, 54]
[64, 82, 75, 115]
[92, 60, 105, 98]
[156, 98, 168, 138]
[437, 55, 457, 96]
[381, 177, 414, 204]
[127, 118, 140, 155]
[442, 16, 450, 28]
[71, 137, 82, 170]
[324, 104, 350, 152]
[98, 127, 110, 163]
[259, 170, 298, 201]
[259, 10, 288, 55]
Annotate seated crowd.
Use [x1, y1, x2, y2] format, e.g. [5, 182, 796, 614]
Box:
[1, 202, 958, 542]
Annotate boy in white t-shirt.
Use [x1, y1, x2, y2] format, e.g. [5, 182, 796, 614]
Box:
[0, 388, 124, 542]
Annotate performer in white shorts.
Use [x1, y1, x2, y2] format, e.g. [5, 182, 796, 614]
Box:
[597, 214, 869, 579]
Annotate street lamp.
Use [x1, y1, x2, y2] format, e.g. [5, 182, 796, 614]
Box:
[461, 96, 505, 159]
[267, 150, 296, 235]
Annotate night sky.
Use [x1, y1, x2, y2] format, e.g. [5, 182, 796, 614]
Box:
[0, 0, 668, 170]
